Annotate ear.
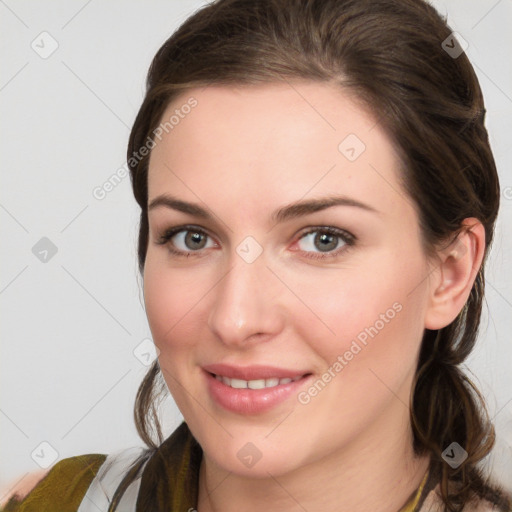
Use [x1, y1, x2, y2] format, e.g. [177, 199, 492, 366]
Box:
[424, 218, 486, 330]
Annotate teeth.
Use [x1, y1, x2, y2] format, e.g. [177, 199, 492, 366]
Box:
[248, 379, 266, 390]
[215, 374, 302, 389]
[230, 378, 248, 389]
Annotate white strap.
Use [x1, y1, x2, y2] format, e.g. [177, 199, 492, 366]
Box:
[77, 446, 148, 512]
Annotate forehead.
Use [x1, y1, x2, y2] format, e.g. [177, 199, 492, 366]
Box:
[147, 82, 407, 220]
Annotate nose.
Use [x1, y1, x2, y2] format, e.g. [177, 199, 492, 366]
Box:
[207, 250, 285, 348]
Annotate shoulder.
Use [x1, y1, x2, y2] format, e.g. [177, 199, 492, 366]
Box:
[1, 453, 107, 512]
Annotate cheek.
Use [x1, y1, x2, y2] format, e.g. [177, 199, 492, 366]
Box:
[142, 256, 209, 411]
[143, 254, 203, 352]
[288, 257, 428, 445]
[290, 251, 428, 371]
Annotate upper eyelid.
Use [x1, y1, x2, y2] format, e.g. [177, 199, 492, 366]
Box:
[161, 225, 216, 243]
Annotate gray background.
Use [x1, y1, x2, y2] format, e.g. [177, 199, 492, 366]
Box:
[1, 0, 511, 495]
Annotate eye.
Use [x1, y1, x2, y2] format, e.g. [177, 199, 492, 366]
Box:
[155, 224, 355, 260]
[294, 227, 354, 259]
[156, 225, 216, 257]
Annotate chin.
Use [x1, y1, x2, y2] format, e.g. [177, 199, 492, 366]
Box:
[189, 419, 312, 478]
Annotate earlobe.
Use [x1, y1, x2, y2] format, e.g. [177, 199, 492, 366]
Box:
[424, 218, 486, 330]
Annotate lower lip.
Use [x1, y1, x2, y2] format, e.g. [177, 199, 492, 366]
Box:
[204, 371, 311, 415]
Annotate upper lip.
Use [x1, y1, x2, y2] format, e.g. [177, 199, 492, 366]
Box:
[202, 363, 310, 381]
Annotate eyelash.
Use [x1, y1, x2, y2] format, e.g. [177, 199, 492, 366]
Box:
[155, 224, 356, 260]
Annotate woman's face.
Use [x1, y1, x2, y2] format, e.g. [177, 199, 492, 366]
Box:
[143, 82, 433, 477]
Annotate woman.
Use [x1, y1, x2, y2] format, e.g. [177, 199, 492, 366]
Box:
[3, 0, 511, 510]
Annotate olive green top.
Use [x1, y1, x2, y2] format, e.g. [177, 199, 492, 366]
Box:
[2, 453, 106, 512]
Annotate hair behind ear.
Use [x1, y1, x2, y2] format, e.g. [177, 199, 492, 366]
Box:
[134, 360, 167, 449]
[410, 295, 501, 509]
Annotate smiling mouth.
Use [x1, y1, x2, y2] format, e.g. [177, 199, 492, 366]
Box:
[209, 373, 306, 390]
[204, 367, 313, 414]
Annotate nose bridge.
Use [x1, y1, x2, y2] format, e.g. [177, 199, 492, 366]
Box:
[207, 248, 284, 346]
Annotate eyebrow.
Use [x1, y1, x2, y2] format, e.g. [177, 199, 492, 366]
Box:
[148, 194, 378, 224]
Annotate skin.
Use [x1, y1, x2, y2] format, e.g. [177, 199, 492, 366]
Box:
[0, 470, 49, 506]
[143, 81, 485, 512]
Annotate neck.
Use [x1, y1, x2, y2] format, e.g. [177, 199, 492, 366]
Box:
[197, 399, 431, 512]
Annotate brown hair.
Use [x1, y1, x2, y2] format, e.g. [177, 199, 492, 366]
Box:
[110, 0, 510, 510]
